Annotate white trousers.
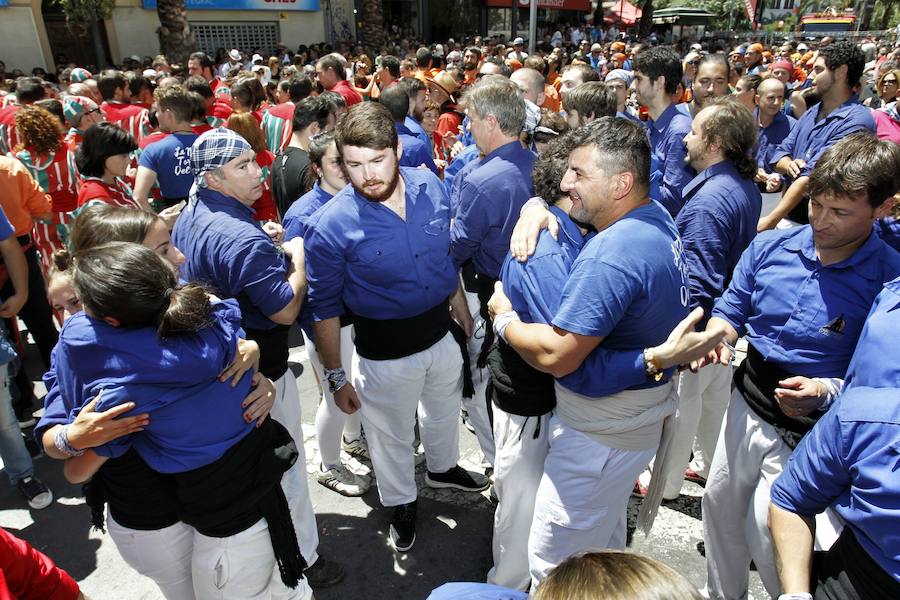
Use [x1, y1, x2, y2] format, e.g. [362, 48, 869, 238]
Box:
[702, 389, 842, 600]
[304, 327, 362, 469]
[661, 364, 732, 498]
[352, 331, 462, 507]
[487, 408, 550, 591]
[107, 513, 195, 600]
[270, 372, 319, 566]
[464, 289, 497, 467]
[191, 518, 314, 600]
[528, 415, 656, 586]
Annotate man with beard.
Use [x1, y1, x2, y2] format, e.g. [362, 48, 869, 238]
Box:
[760, 41, 874, 231]
[463, 46, 482, 86]
[695, 132, 900, 600]
[303, 102, 489, 554]
[396, 77, 431, 148]
[677, 54, 730, 119]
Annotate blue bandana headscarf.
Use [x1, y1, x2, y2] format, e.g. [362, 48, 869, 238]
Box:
[189, 128, 251, 189]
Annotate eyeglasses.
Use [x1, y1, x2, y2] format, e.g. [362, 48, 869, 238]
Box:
[86, 107, 101, 115]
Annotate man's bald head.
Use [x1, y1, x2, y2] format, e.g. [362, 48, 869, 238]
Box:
[510, 67, 545, 105]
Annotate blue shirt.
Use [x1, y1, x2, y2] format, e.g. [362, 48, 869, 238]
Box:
[36, 300, 254, 473]
[396, 125, 438, 176]
[304, 167, 458, 321]
[676, 161, 762, 326]
[0, 207, 13, 240]
[443, 143, 480, 200]
[712, 226, 900, 377]
[756, 110, 796, 172]
[770, 96, 875, 177]
[282, 182, 337, 242]
[875, 217, 900, 253]
[451, 141, 536, 279]
[427, 583, 527, 600]
[843, 276, 900, 390]
[138, 133, 198, 199]
[403, 115, 431, 148]
[172, 187, 294, 330]
[770, 386, 900, 581]
[554, 201, 690, 396]
[647, 103, 694, 217]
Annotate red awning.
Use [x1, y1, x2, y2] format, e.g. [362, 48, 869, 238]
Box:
[485, 0, 592, 12]
[605, 0, 642, 26]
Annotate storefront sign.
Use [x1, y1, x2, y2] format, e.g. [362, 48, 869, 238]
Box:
[142, 0, 320, 11]
[485, 0, 591, 11]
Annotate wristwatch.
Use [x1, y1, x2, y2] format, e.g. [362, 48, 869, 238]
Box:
[643, 348, 664, 382]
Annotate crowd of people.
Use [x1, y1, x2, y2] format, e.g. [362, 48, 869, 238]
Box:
[0, 26, 899, 600]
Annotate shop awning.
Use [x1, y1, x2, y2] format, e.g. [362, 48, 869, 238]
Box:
[605, 0, 642, 26]
[485, 0, 593, 12]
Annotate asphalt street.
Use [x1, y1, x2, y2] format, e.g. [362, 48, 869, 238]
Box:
[0, 335, 766, 600]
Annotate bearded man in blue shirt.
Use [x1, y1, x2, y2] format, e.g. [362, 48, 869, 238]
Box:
[695, 132, 900, 600]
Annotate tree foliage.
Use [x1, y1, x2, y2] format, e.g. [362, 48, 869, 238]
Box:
[52, 0, 115, 35]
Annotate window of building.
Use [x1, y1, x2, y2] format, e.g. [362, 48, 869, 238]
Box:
[192, 22, 280, 55]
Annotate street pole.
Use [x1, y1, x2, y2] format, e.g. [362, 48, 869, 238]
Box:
[529, 0, 538, 54]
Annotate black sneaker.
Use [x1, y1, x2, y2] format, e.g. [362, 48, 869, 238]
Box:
[304, 556, 345, 588]
[15, 404, 35, 429]
[389, 500, 417, 552]
[425, 465, 490, 492]
[17, 476, 53, 510]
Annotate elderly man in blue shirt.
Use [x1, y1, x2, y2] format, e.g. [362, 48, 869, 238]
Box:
[760, 41, 875, 231]
[172, 128, 344, 587]
[769, 386, 900, 600]
[450, 76, 536, 468]
[304, 102, 487, 555]
[631, 46, 694, 217]
[645, 98, 762, 501]
[694, 133, 900, 600]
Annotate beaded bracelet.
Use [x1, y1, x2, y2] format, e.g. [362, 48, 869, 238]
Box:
[55, 425, 86, 457]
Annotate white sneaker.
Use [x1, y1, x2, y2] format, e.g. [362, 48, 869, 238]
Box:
[341, 437, 370, 462]
[317, 463, 372, 497]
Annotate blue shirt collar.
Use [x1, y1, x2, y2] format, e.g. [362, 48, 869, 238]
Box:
[806, 94, 862, 123]
[782, 225, 888, 279]
[549, 204, 586, 251]
[483, 140, 529, 162]
[196, 186, 256, 219]
[396, 121, 414, 137]
[648, 103, 681, 133]
[682, 160, 740, 200]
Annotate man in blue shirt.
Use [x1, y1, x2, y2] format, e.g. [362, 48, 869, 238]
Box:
[631, 46, 694, 217]
[133, 85, 198, 209]
[653, 98, 762, 501]
[304, 102, 487, 554]
[754, 78, 796, 220]
[396, 77, 431, 148]
[488, 117, 693, 586]
[379, 85, 438, 175]
[695, 132, 900, 600]
[560, 81, 617, 129]
[450, 76, 536, 468]
[761, 41, 875, 230]
[172, 128, 343, 587]
[769, 386, 900, 599]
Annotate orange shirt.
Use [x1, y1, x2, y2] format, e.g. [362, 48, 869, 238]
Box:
[541, 84, 562, 113]
[0, 156, 52, 236]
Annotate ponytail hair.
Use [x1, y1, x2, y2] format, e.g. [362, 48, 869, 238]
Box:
[73, 242, 212, 337]
[70, 203, 158, 251]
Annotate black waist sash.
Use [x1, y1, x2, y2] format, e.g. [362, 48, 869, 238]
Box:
[245, 324, 290, 380]
[734, 343, 819, 449]
[812, 526, 900, 600]
[487, 339, 555, 417]
[475, 273, 498, 368]
[353, 301, 451, 360]
[175, 419, 306, 588]
[83, 448, 180, 532]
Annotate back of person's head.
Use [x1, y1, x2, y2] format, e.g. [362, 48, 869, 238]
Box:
[154, 84, 194, 123]
[461, 76, 526, 137]
[737, 73, 763, 93]
[15, 77, 46, 104]
[127, 73, 152, 98]
[319, 90, 346, 113]
[562, 81, 617, 120]
[35, 98, 65, 128]
[184, 75, 214, 99]
[381, 55, 401, 79]
[285, 75, 313, 102]
[292, 95, 332, 133]
[397, 76, 426, 100]
[818, 40, 866, 88]
[415, 47, 433, 68]
[632, 46, 683, 95]
[533, 551, 703, 600]
[98, 69, 127, 101]
[230, 76, 265, 111]
[524, 55, 548, 75]
[335, 101, 397, 152]
[226, 112, 266, 154]
[563, 63, 601, 84]
[14, 104, 63, 154]
[317, 55, 346, 81]
[73, 242, 211, 338]
[379, 84, 410, 122]
[75, 122, 138, 177]
[809, 132, 900, 209]
[567, 116, 650, 195]
[70, 203, 158, 251]
[700, 97, 758, 179]
[532, 134, 574, 203]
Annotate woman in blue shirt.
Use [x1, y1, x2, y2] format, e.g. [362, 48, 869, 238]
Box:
[47, 243, 310, 599]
